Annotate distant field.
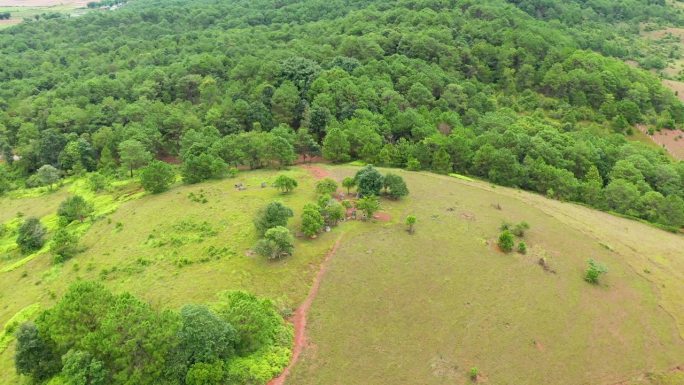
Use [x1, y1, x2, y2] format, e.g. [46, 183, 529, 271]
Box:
[0, 0, 87, 6]
[289, 166, 684, 385]
[0, 0, 89, 29]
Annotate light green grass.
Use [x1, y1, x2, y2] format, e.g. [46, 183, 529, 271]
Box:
[0, 167, 339, 384]
[289, 166, 684, 385]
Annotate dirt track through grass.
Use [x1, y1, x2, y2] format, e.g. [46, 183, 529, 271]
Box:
[288, 167, 684, 385]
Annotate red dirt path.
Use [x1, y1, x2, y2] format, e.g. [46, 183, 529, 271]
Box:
[300, 164, 330, 180]
[268, 237, 343, 385]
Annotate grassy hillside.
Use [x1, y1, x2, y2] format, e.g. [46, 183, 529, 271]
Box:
[1, 165, 683, 384]
[287, 166, 684, 385]
[0, 167, 340, 384]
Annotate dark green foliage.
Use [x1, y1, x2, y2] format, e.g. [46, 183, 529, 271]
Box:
[355, 165, 384, 197]
[383, 173, 409, 199]
[58, 195, 94, 223]
[0, 0, 682, 229]
[585, 259, 608, 284]
[498, 230, 515, 253]
[14, 322, 61, 381]
[273, 175, 298, 193]
[17, 217, 46, 254]
[0, 165, 11, 195]
[140, 160, 175, 193]
[253, 201, 293, 236]
[182, 153, 226, 184]
[254, 226, 295, 259]
[213, 291, 290, 355]
[315, 178, 338, 195]
[21, 282, 291, 385]
[175, 305, 237, 368]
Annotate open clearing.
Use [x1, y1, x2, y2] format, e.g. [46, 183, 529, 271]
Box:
[0, 0, 89, 29]
[288, 166, 684, 385]
[1, 165, 683, 385]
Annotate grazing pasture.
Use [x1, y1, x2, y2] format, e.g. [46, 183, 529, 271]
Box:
[288, 166, 684, 385]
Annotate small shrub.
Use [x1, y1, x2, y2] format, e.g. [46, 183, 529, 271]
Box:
[315, 178, 338, 195]
[512, 221, 530, 237]
[51, 228, 79, 263]
[517, 241, 527, 254]
[88, 173, 108, 192]
[405, 215, 416, 234]
[585, 259, 608, 284]
[497, 230, 515, 253]
[470, 367, 479, 381]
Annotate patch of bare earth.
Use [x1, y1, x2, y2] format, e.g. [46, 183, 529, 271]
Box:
[637, 124, 684, 160]
[300, 164, 330, 180]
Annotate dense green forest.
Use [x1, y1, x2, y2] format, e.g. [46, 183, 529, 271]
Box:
[1, 0, 684, 234]
[14, 282, 292, 385]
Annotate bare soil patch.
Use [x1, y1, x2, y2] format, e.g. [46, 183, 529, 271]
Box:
[373, 212, 391, 222]
[267, 237, 344, 385]
[637, 124, 684, 160]
[300, 164, 330, 180]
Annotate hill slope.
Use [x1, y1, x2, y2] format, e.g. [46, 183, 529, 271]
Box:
[288, 165, 684, 385]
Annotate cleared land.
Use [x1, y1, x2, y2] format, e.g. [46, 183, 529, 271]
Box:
[288, 166, 684, 385]
[1, 165, 683, 385]
[0, 0, 90, 29]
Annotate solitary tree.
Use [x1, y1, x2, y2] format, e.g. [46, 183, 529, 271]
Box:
[273, 175, 298, 194]
[315, 178, 338, 195]
[254, 201, 294, 236]
[357, 195, 380, 220]
[58, 195, 94, 223]
[355, 165, 384, 197]
[342, 177, 356, 194]
[140, 160, 175, 193]
[17, 217, 47, 254]
[301, 203, 324, 237]
[405, 215, 416, 234]
[254, 226, 295, 259]
[585, 259, 608, 284]
[35, 165, 60, 189]
[118, 139, 151, 177]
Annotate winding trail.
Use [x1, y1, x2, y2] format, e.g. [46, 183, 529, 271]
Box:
[268, 236, 344, 385]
